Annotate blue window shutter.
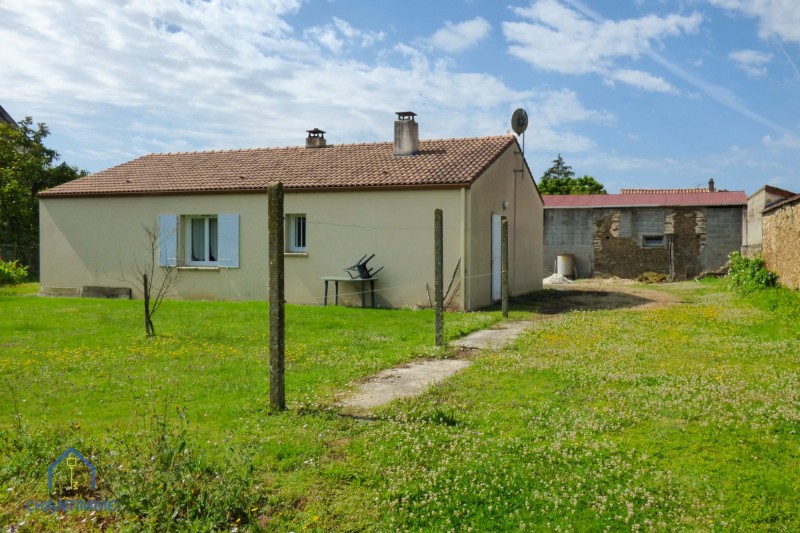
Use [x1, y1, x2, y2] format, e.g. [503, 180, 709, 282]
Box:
[218, 214, 240, 268]
[158, 215, 178, 267]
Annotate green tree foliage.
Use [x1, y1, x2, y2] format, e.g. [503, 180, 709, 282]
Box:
[538, 154, 607, 195]
[0, 117, 87, 259]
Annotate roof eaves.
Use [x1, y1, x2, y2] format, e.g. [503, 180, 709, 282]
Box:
[38, 182, 472, 199]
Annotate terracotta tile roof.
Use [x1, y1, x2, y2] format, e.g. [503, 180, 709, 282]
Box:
[543, 191, 747, 208]
[39, 135, 516, 197]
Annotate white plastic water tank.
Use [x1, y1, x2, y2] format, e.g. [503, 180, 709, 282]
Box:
[556, 254, 576, 279]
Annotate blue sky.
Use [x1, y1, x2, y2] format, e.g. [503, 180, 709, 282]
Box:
[2, 0, 800, 195]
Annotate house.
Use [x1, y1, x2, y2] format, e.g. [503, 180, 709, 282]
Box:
[543, 181, 747, 280]
[38, 113, 544, 310]
[761, 194, 800, 289]
[0, 104, 14, 126]
[742, 185, 795, 257]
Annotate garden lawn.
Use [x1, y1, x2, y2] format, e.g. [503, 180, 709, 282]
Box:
[2, 280, 800, 531]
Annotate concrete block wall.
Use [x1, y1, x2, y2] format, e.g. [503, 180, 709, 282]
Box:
[700, 207, 745, 271]
[543, 205, 744, 280]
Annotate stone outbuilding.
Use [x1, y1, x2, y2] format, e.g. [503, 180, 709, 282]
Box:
[762, 194, 800, 289]
[543, 185, 746, 280]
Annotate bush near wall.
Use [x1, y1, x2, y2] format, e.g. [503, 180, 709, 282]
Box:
[726, 251, 777, 294]
[0, 257, 28, 285]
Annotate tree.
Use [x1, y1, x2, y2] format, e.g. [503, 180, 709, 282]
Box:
[0, 117, 87, 265]
[128, 223, 182, 337]
[538, 154, 607, 195]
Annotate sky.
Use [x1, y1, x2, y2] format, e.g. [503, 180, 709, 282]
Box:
[2, 0, 800, 195]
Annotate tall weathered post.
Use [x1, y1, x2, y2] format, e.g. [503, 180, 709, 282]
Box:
[501, 216, 509, 318]
[268, 182, 286, 411]
[435, 209, 444, 346]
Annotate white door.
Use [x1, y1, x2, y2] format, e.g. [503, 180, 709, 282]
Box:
[491, 214, 502, 301]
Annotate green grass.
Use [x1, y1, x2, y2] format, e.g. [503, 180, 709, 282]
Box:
[2, 281, 800, 531]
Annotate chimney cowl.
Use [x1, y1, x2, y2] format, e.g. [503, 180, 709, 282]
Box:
[306, 128, 327, 149]
[393, 111, 419, 157]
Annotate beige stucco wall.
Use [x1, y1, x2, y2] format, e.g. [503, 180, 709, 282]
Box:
[743, 189, 787, 255]
[40, 189, 465, 308]
[467, 146, 543, 309]
[762, 200, 800, 289]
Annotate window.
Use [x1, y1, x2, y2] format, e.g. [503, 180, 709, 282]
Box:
[287, 214, 307, 253]
[642, 235, 664, 248]
[158, 214, 239, 268]
[186, 216, 218, 265]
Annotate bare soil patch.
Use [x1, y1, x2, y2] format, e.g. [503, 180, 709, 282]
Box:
[536, 279, 679, 313]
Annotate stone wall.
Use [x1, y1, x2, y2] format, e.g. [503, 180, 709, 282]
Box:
[543, 206, 743, 279]
[763, 199, 800, 289]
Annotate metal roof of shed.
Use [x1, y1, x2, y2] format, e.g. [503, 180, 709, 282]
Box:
[543, 191, 747, 208]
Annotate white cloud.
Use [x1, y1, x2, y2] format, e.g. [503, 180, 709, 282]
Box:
[763, 133, 800, 150]
[709, 0, 800, 42]
[430, 17, 491, 53]
[0, 0, 616, 174]
[503, 0, 701, 89]
[533, 90, 614, 126]
[305, 17, 385, 54]
[729, 49, 772, 77]
[606, 69, 678, 93]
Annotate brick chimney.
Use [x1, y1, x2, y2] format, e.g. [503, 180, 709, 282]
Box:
[306, 128, 327, 148]
[708, 178, 715, 192]
[393, 112, 419, 156]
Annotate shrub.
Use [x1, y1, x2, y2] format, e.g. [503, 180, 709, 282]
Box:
[0, 257, 28, 285]
[637, 271, 667, 284]
[726, 251, 777, 294]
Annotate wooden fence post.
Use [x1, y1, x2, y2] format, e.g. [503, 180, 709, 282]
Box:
[435, 209, 443, 346]
[268, 182, 286, 411]
[501, 216, 509, 318]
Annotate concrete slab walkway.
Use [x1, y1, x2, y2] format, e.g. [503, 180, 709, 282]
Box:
[450, 320, 535, 350]
[337, 320, 534, 413]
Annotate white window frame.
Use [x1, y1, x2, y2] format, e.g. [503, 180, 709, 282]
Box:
[287, 214, 307, 253]
[185, 215, 219, 266]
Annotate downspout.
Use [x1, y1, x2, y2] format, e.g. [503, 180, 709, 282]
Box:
[461, 186, 469, 310]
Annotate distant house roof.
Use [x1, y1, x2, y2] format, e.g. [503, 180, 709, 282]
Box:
[0, 104, 15, 126]
[543, 191, 747, 209]
[40, 135, 518, 197]
[763, 193, 800, 214]
[748, 184, 796, 201]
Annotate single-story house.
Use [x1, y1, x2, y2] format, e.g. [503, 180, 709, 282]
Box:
[742, 185, 795, 257]
[0, 104, 14, 126]
[543, 181, 747, 280]
[38, 113, 544, 310]
[762, 193, 800, 289]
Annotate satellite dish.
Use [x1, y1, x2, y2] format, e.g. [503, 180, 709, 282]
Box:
[511, 108, 528, 135]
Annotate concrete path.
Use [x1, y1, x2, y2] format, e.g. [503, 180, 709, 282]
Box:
[450, 320, 535, 350]
[337, 320, 534, 413]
